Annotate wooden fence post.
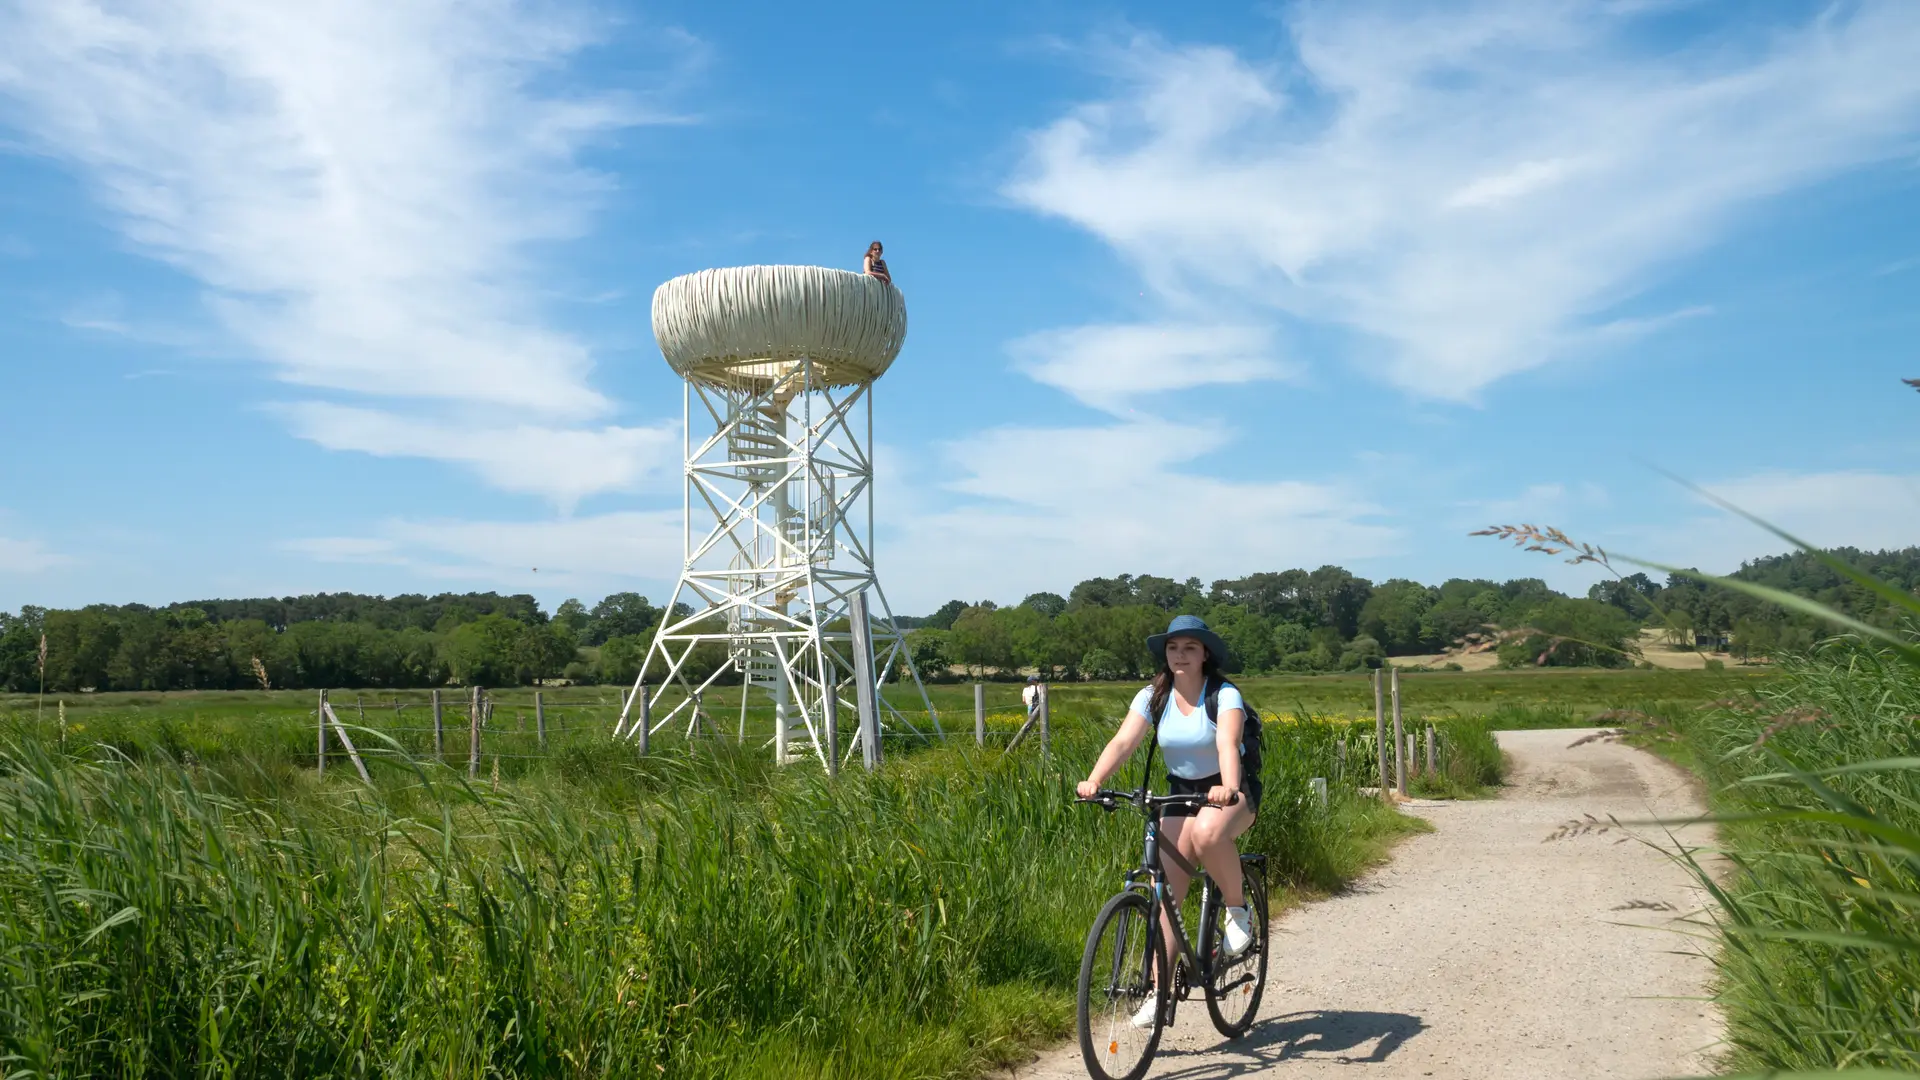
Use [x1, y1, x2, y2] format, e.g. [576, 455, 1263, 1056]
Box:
[535, 691, 546, 750]
[1373, 669, 1388, 799]
[317, 689, 328, 775]
[974, 683, 985, 748]
[1392, 668, 1407, 796]
[1426, 723, 1437, 774]
[468, 686, 482, 779]
[431, 689, 443, 762]
[320, 699, 372, 784]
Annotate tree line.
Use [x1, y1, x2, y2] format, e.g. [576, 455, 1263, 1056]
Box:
[4, 546, 1915, 693]
[0, 591, 697, 694]
[902, 547, 1920, 680]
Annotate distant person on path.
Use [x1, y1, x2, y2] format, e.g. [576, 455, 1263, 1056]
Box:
[1023, 674, 1043, 724]
[1075, 615, 1260, 1027]
[863, 241, 891, 285]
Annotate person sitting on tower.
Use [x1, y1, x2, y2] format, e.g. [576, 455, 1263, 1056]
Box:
[863, 240, 891, 285]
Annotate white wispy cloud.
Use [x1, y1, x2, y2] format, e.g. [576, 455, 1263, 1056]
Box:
[1594, 469, 1920, 580]
[1005, 2, 1920, 401]
[1008, 323, 1293, 413]
[0, 535, 73, 575]
[880, 419, 1398, 610]
[0, 0, 697, 501]
[1686, 469, 1920, 561]
[280, 403, 679, 509]
[288, 510, 683, 593]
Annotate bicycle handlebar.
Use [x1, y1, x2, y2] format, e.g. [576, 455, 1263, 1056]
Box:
[1076, 788, 1239, 813]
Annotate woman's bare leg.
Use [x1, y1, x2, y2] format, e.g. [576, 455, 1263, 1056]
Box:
[1178, 802, 1255, 906]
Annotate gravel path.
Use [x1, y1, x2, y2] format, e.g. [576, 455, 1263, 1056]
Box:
[1010, 729, 1722, 1080]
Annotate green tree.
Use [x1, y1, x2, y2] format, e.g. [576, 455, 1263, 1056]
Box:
[445, 615, 524, 686]
[1304, 566, 1373, 638]
[1000, 605, 1059, 675]
[1419, 595, 1492, 649]
[1270, 621, 1310, 657]
[921, 600, 969, 630]
[1020, 592, 1067, 618]
[515, 622, 578, 684]
[949, 607, 1013, 673]
[585, 593, 658, 646]
[1357, 579, 1438, 655]
[1134, 575, 1206, 613]
[906, 629, 952, 679]
[596, 634, 648, 685]
[1209, 569, 1312, 624]
[1205, 603, 1275, 673]
[1340, 635, 1385, 670]
[1497, 599, 1638, 668]
[554, 598, 591, 635]
[1080, 647, 1126, 681]
[0, 607, 45, 692]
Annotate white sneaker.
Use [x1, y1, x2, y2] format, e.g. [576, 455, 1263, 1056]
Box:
[1223, 905, 1254, 957]
[1129, 993, 1160, 1029]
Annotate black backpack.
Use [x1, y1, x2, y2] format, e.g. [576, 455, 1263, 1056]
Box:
[1146, 675, 1265, 780]
[1207, 676, 1265, 780]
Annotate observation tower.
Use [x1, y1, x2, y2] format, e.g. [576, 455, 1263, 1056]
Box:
[612, 265, 938, 766]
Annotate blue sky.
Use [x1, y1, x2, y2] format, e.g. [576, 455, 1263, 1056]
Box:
[2, 0, 1918, 618]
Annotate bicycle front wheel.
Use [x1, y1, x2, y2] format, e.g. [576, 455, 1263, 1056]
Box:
[1202, 863, 1269, 1038]
[1077, 890, 1166, 1080]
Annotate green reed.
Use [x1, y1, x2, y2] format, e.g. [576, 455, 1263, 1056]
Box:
[1677, 643, 1920, 1076]
[0, 699, 1412, 1079]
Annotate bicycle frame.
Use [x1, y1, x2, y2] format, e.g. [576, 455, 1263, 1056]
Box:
[1126, 804, 1218, 991]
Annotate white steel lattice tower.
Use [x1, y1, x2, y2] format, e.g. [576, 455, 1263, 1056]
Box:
[612, 265, 939, 765]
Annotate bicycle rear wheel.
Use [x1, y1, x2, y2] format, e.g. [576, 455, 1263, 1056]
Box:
[1202, 862, 1269, 1038]
[1077, 890, 1166, 1080]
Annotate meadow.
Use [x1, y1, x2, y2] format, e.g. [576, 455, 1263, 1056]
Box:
[0, 666, 1737, 1077]
[0, 664, 1759, 764]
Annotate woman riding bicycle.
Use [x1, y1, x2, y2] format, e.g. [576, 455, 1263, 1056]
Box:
[1075, 614, 1261, 1022]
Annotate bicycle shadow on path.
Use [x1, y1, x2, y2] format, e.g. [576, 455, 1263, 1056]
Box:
[1152, 1009, 1426, 1079]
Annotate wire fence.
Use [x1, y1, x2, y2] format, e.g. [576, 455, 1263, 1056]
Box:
[308, 683, 1062, 778]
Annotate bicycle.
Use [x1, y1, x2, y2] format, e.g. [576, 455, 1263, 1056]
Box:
[1074, 787, 1270, 1080]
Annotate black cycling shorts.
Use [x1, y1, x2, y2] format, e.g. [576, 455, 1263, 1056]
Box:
[1164, 771, 1262, 818]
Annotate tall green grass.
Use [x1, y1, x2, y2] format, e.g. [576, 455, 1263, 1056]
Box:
[1408, 715, 1505, 798]
[0, 698, 1417, 1078]
[1678, 643, 1920, 1075]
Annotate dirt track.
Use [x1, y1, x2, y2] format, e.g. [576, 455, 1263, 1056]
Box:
[1011, 730, 1721, 1080]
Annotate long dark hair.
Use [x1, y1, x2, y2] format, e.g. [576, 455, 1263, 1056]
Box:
[867, 240, 883, 257]
[1147, 647, 1220, 719]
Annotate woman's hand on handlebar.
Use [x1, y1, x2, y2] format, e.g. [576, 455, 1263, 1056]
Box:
[1076, 779, 1101, 800]
[1207, 784, 1238, 808]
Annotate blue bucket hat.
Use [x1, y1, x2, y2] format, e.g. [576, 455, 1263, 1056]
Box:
[1147, 614, 1231, 670]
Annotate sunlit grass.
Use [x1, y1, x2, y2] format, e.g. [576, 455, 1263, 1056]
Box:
[0, 696, 1423, 1077]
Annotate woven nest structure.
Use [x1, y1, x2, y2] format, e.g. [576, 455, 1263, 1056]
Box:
[652, 265, 907, 391]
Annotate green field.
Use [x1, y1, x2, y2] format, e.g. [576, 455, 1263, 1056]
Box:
[0, 666, 1756, 1076]
[0, 665, 1762, 766]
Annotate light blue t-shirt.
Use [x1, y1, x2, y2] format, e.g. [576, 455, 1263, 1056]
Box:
[1129, 683, 1246, 780]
